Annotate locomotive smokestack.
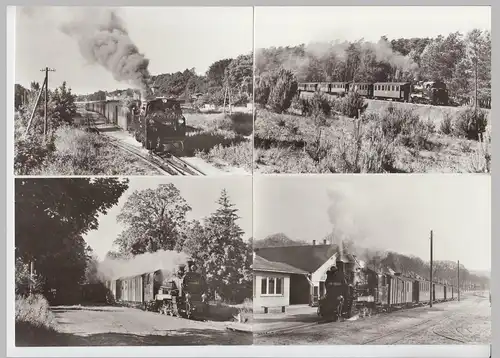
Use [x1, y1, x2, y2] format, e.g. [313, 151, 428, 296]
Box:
[313, 240, 316, 246]
[324, 239, 327, 244]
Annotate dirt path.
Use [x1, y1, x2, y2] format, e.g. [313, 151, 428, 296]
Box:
[255, 293, 491, 345]
[47, 305, 252, 346]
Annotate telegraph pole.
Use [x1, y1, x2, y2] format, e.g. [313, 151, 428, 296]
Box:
[41, 67, 56, 142]
[457, 260, 460, 302]
[430, 230, 433, 307]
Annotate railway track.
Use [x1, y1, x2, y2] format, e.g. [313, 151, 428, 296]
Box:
[106, 136, 205, 176]
[81, 110, 205, 176]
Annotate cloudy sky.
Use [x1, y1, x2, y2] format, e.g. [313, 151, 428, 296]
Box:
[14, 6, 253, 94]
[83, 176, 252, 260]
[254, 175, 491, 272]
[255, 6, 491, 49]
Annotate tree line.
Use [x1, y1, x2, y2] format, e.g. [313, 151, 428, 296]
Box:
[256, 29, 491, 107]
[76, 53, 253, 108]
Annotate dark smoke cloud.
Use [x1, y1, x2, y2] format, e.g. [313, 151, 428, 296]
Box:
[59, 8, 152, 96]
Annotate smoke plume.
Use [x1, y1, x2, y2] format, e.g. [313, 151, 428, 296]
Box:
[59, 8, 152, 96]
[256, 38, 419, 82]
[97, 250, 189, 281]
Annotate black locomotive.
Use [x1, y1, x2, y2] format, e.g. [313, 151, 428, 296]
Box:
[130, 96, 187, 153]
[155, 260, 208, 319]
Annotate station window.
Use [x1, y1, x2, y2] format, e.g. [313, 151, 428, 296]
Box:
[261, 277, 284, 295]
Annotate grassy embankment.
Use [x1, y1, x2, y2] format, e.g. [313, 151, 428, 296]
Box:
[254, 101, 491, 174]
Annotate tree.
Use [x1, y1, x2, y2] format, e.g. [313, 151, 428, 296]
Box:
[464, 29, 491, 107]
[114, 183, 192, 255]
[183, 190, 251, 303]
[267, 68, 298, 113]
[50, 81, 77, 127]
[15, 178, 129, 300]
[206, 58, 233, 88]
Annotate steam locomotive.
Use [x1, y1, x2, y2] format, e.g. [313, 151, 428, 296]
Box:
[105, 259, 208, 320]
[129, 96, 187, 153]
[155, 259, 208, 318]
[298, 80, 449, 106]
[317, 255, 456, 321]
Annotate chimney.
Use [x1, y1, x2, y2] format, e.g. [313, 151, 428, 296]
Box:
[323, 239, 327, 245]
[312, 240, 316, 246]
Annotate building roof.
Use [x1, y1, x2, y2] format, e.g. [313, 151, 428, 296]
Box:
[253, 255, 309, 275]
[254, 244, 342, 273]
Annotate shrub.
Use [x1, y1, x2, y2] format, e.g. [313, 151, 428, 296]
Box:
[330, 92, 367, 118]
[342, 91, 367, 118]
[15, 258, 45, 296]
[453, 106, 488, 141]
[307, 91, 331, 117]
[290, 94, 308, 115]
[15, 294, 55, 329]
[375, 107, 432, 150]
[255, 74, 274, 106]
[267, 68, 298, 113]
[440, 113, 453, 135]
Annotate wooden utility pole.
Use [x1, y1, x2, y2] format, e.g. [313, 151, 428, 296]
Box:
[41, 67, 56, 142]
[25, 78, 47, 137]
[223, 86, 227, 114]
[457, 260, 460, 302]
[430, 230, 433, 307]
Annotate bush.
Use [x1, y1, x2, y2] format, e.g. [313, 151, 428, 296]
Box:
[267, 68, 298, 113]
[440, 113, 453, 135]
[307, 91, 331, 117]
[453, 106, 488, 141]
[375, 107, 432, 150]
[15, 294, 55, 329]
[15, 258, 45, 296]
[330, 92, 367, 118]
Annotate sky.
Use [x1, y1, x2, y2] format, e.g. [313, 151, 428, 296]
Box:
[255, 6, 491, 49]
[253, 175, 491, 272]
[83, 176, 253, 261]
[14, 6, 253, 94]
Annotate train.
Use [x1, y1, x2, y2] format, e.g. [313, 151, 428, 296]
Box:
[105, 259, 209, 319]
[298, 80, 449, 106]
[317, 255, 456, 321]
[83, 95, 187, 153]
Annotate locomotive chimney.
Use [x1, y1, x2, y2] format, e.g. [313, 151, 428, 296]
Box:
[312, 240, 316, 246]
[323, 239, 327, 245]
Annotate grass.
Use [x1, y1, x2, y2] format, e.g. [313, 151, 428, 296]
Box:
[254, 106, 492, 174]
[16, 125, 163, 176]
[185, 112, 253, 172]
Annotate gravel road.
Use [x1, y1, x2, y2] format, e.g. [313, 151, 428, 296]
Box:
[255, 293, 490, 345]
[47, 305, 252, 346]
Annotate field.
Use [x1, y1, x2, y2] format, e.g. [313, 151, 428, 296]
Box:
[253, 102, 491, 174]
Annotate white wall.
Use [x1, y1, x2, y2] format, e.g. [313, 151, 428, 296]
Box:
[253, 271, 290, 310]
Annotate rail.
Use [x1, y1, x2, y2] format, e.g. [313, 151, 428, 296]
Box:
[81, 108, 205, 176]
